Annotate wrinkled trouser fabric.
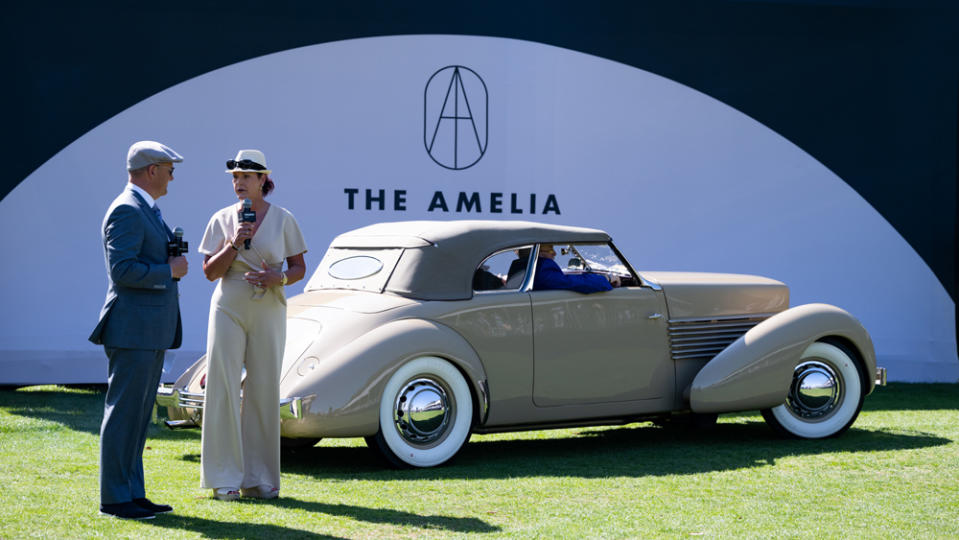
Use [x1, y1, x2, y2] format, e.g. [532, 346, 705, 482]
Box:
[100, 347, 165, 505]
[200, 277, 285, 490]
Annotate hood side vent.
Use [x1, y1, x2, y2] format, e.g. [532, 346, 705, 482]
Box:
[668, 315, 770, 362]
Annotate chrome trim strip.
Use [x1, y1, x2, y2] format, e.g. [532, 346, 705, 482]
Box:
[280, 396, 305, 420]
[155, 384, 305, 420]
[520, 247, 539, 292]
[478, 379, 490, 425]
[667, 313, 778, 324]
[164, 419, 198, 429]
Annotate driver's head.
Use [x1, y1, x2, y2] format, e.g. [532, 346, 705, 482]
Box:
[538, 244, 556, 259]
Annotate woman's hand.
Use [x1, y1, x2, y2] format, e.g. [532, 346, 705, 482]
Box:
[232, 221, 255, 249]
[244, 262, 283, 288]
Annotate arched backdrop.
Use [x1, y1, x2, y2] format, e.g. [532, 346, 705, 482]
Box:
[2, 2, 957, 383]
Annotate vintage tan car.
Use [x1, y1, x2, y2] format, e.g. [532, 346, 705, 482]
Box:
[158, 220, 886, 468]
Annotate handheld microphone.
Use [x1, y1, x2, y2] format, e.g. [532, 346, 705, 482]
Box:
[167, 226, 189, 282]
[240, 198, 256, 249]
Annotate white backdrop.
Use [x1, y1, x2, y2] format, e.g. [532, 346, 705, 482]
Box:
[1, 35, 955, 383]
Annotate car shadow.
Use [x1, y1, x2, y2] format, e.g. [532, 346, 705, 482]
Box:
[2, 384, 953, 480]
[279, 421, 951, 480]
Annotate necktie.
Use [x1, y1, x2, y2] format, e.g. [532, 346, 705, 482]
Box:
[153, 204, 173, 240]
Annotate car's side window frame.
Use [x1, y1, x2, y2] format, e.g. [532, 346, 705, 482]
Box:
[606, 241, 660, 290]
[472, 245, 536, 294]
[524, 241, 658, 291]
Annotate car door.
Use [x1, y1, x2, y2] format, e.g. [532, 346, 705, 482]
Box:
[531, 243, 672, 407]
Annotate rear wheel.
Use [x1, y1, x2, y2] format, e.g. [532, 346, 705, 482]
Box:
[365, 356, 473, 468]
[761, 341, 864, 439]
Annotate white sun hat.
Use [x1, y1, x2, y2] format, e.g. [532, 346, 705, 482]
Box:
[225, 149, 271, 174]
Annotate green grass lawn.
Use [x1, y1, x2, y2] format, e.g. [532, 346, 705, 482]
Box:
[1, 383, 956, 539]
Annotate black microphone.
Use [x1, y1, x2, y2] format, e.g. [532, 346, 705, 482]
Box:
[240, 198, 256, 249]
[167, 226, 188, 282]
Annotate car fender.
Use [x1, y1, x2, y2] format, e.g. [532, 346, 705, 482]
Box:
[689, 303, 876, 414]
[280, 318, 488, 438]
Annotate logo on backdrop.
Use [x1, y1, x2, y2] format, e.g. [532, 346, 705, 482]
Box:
[424, 66, 488, 170]
[342, 64, 559, 214]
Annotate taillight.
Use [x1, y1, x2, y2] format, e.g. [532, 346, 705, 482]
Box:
[200, 373, 207, 389]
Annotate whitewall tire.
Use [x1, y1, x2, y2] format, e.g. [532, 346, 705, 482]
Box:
[762, 341, 865, 439]
[366, 356, 473, 468]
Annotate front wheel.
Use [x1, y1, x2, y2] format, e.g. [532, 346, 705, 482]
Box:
[365, 356, 473, 468]
[761, 341, 865, 439]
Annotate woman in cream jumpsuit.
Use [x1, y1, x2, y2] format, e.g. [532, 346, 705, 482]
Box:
[198, 150, 307, 501]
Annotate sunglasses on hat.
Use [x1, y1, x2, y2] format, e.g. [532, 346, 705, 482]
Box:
[226, 159, 266, 171]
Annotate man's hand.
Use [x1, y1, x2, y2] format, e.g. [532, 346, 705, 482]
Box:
[169, 256, 189, 279]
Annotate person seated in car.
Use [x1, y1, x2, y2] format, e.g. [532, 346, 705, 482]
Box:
[533, 244, 619, 293]
[504, 248, 531, 288]
[472, 265, 504, 290]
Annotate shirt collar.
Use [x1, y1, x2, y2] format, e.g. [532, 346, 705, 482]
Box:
[128, 183, 156, 208]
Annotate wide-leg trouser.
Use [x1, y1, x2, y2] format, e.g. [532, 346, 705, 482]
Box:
[100, 347, 165, 504]
[200, 278, 285, 490]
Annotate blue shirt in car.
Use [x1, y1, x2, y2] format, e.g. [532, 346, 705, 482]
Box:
[532, 257, 613, 294]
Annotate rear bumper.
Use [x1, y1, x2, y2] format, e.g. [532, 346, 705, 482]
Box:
[155, 384, 305, 428]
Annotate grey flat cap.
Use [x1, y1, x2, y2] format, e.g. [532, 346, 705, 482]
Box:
[127, 140, 184, 171]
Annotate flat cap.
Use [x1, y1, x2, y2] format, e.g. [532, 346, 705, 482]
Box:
[127, 140, 184, 171]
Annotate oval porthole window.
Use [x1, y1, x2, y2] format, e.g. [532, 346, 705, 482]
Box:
[328, 256, 384, 280]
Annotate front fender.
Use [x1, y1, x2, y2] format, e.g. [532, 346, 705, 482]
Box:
[279, 318, 487, 438]
[689, 303, 876, 413]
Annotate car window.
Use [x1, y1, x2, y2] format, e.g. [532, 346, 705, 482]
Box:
[305, 248, 403, 292]
[473, 245, 533, 292]
[544, 242, 639, 286]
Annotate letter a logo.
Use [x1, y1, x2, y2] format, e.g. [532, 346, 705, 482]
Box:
[424, 66, 488, 170]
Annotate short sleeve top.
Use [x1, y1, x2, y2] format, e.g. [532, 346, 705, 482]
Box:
[199, 203, 307, 273]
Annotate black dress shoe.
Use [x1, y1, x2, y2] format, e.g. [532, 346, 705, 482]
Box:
[100, 502, 155, 520]
[134, 498, 173, 514]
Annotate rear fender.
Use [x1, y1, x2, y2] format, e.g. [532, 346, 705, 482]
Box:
[280, 318, 487, 438]
[689, 303, 875, 413]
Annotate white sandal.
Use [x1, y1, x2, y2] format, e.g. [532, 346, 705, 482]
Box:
[241, 485, 279, 499]
[213, 488, 240, 501]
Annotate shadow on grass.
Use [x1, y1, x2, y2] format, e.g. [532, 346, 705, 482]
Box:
[862, 383, 959, 411]
[280, 421, 952, 481]
[144, 513, 345, 539]
[142, 497, 500, 537]
[0, 386, 198, 441]
[3, 384, 954, 481]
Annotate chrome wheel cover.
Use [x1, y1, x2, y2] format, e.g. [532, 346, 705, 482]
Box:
[785, 360, 843, 420]
[392, 377, 453, 446]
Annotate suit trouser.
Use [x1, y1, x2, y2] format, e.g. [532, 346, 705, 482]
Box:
[100, 347, 165, 505]
[200, 278, 285, 490]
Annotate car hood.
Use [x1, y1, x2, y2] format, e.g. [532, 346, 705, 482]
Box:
[642, 271, 789, 320]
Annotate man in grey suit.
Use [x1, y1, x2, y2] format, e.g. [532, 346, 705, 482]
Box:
[89, 141, 189, 520]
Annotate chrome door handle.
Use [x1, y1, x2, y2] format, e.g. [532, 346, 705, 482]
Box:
[648, 313, 663, 320]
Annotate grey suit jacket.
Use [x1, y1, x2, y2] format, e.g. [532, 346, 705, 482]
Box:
[89, 187, 182, 350]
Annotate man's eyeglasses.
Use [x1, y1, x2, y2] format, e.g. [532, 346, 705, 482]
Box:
[154, 164, 174, 175]
[226, 159, 266, 171]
